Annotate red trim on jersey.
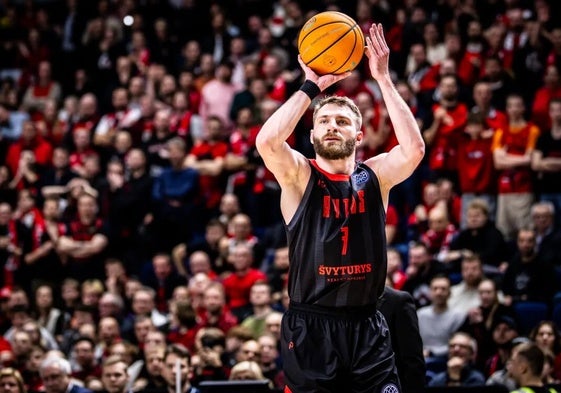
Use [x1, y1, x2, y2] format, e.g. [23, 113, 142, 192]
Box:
[310, 160, 350, 181]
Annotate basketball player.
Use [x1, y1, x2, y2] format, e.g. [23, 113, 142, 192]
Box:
[255, 24, 425, 393]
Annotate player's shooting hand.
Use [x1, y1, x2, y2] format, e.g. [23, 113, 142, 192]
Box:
[365, 23, 390, 81]
[298, 55, 351, 92]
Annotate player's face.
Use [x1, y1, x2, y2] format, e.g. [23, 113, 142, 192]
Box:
[312, 104, 361, 160]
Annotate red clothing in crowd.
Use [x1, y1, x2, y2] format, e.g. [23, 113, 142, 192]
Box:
[428, 103, 468, 172]
[532, 86, 561, 132]
[492, 122, 540, 194]
[457, 133, 496, 194]
[189, 140, 229, 210]
[5, 135, 53, 176]
[222, 269, 267, 310]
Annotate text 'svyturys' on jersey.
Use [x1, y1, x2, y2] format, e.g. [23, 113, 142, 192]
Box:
[286, 160, 387, 307]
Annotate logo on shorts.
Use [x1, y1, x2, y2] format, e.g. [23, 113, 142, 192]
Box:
[288, 341, 294, 350]
[381, 384, 399, 393]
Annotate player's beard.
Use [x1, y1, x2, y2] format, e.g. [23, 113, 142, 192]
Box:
[313, 135, 356, 160]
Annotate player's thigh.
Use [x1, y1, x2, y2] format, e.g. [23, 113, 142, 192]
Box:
[281, 312, 340, 393]
[350, 312, 401, 393]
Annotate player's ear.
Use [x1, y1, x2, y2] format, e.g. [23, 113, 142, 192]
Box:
[309, 129, 314, 144]
[355, 130, 363, 145]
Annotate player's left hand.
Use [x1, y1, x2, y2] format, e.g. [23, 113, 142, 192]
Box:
[365, 23, 390, 81]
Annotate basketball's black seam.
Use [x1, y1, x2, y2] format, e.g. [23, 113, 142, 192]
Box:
[299, 20, 355, 65]
[332, 26, 361, 74]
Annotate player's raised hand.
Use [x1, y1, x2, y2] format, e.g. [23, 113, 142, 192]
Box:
[298, 55, 351, 92]
[365, 23, 390, 81]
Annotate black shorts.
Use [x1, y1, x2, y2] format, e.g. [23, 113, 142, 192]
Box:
[281, 302, 401, 393]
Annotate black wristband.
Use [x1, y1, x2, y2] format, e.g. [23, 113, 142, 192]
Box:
[299, 80, 321, 100]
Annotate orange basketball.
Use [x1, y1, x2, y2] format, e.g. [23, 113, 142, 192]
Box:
[298, 11, 365, 75]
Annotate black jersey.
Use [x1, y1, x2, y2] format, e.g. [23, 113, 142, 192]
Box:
[285, 159, 387, 307]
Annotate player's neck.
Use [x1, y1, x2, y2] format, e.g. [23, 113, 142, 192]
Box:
[315, 155, 356, 175]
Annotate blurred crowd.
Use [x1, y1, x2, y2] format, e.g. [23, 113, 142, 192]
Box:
[1, 0, 561, 392]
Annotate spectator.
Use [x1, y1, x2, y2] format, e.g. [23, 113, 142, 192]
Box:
[532, 98, 561, 229]
[532, 64, 561, 133]
[96, 317, 121, 362]
[448, 254, 485, 315]
[0, 202, 30, 289]
[151, 137, 200, 254]
[456, 112, 498, 228]
[184, 116, 228, 219]
[420, 205, 457, 263]
[40, 356, 93, 393]
[124, 288, 168, 336]
[70, 336, 101, 382]
[101, 356, 129, 393]
[198, 60, 238, 130]
[21, 61, 61, 114]
[56, 192, 108, 281]
[142, 253, 185, 314]
[427, 332, 485, 387]
[154, 344, 199, 393]
[196, 281, 238, 335]
[240, 282, 275, 337]
[423, 74, 468, 183]
[502, 227, 558, 306]
[190, 327, 228, 384]
[221, 243, 267, 319]
[257, 333, 284, 389]
[33, 284, 65, 342]
[492, 94, 539, 241]
[142, 109, 174, 178]
[93, 87, 141, 148]
[386, 247, 407, 290]
[0, 368, 25, 393]
[444, 198, 509, 274]
[418, 275, 466, 360]
[5, 121, 53, 182]
[460, 278, 516, 370]
[531, 201, 561, 266]
[529, 321, 561, 381]
[402, 242, 446, 308]
[166, 300, 197, 353]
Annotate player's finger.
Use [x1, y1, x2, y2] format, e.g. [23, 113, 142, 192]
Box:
[377, 24, 390, 52]
[368, 30, 382, 57]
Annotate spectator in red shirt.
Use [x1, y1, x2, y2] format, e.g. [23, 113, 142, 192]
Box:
[492, 94, 540, 241]
[184, 116, 229, 218]
[423, 74, 468, 183]
[421, 206, 458, 263]
[457, 112, 498, 228]
[532, 64, 561, 132]
[196, 281, 238, 335]
[221, 243, 267, 320]
[5, 121, 53, 179]
[471, 81, 508, 133]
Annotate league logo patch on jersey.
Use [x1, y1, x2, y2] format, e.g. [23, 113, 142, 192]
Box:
[381, 383, 399, 393]
[352, 171, 369, 185]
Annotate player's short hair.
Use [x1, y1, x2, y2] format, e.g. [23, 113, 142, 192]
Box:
[313, 95, 362, 130]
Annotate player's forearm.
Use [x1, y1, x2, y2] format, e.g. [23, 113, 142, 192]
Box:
[377, 77, 425, 159]
[256, 91, 310, 153]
